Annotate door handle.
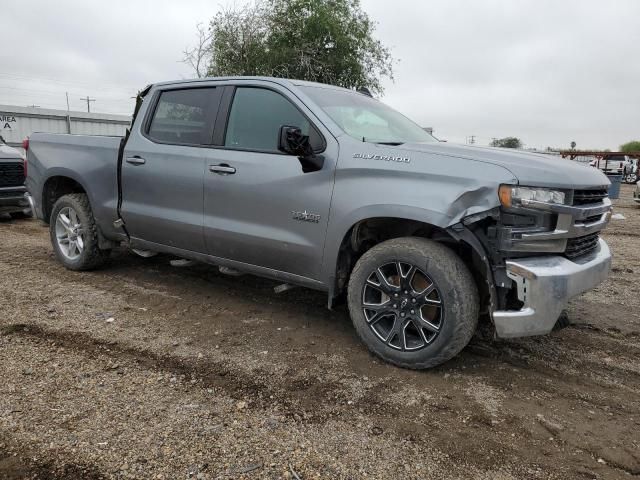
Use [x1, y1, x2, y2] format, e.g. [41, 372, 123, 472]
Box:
[125, 156, 146, 165]
[209, 164, 236, 175]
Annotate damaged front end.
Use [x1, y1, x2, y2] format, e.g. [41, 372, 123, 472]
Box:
[453, 184, 613, 338]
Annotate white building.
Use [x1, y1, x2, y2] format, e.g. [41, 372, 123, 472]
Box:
[0, 104, 131, 155]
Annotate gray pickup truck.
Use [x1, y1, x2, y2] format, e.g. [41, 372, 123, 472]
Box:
[25, 77, 613, 369]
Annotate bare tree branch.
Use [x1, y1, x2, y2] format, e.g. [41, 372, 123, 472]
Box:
[182, 23, 213, 78]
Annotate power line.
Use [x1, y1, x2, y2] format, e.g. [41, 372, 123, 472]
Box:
[0, 84, 137, 97]
[0, 87, 134, 112]
[0, 78, 137, 115]
[80, 96, 96, 113]
[0, 72, 141, 91]
[0, 98, 133, 115]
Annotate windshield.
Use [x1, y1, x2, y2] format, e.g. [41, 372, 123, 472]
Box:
[299, 86, 436, 145]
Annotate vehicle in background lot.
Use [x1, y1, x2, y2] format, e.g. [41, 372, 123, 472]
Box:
[0, 136, 31, 218]
[24, 77, 613, 369]
[589, 154, 637, 182]
[624, 158, 638, 184]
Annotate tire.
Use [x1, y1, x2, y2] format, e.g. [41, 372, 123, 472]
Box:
[49, 193, 110, 271]
[347, 237, 479, 369]
[552, 310, 571, 331]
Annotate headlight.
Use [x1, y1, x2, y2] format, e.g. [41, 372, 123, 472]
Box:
[499, 185, 566, 208]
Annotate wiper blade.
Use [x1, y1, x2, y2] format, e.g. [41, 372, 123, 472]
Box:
[362, 137, 404, 146]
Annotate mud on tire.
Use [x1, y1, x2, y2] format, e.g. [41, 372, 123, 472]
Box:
[49, 193, 110, 271]
[347, 237, 479, 369]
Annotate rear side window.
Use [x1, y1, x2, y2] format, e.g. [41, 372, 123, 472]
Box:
[224, 87, 311, 152]
[147, 88, 219, 145]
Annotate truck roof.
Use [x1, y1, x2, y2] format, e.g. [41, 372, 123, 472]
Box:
[151, 76, 352, 93]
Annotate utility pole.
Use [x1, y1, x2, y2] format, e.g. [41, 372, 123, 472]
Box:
[65, 92, 72, 134]
[80, 96, 96, 113]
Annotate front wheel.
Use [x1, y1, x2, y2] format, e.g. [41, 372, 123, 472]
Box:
[347, 237, 479, 369]
[50, 193, 110, 271]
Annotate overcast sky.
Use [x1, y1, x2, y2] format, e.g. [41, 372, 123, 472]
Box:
[2, 0, 639, 149]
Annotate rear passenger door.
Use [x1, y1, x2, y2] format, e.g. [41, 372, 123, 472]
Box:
[203, 84, 337, 280]
[121, 86, 222, 252]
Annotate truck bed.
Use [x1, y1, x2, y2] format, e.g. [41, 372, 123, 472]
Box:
[26, 133, 123, 237]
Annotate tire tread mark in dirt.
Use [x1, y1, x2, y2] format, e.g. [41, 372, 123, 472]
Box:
[467, 334, 640, 391]
[1, 323, 341, 424]
[0, 435, 106, 480]
[1, 323, 558, 476]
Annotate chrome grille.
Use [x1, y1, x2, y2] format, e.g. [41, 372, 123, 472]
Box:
[0, 162, 24, 188]
[565, 233, 600, 260]
[572, 188, 608, 206]
[0, 190, 24, 198]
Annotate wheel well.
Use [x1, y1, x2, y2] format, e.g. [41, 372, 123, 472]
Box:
[333, 217, 491, 314]
[42, 176, 86, 223]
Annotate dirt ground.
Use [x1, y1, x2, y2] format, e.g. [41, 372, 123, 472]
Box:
[0, 184, 639, 480]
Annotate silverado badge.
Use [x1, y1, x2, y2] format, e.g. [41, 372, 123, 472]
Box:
[353, 153, 411, 163]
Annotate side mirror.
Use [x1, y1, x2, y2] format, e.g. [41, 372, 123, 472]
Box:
[278, 126, 309, 156]
[278, 125, 324, 173]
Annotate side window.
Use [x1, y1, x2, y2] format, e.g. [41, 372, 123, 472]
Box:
[147, 88, 219, 145]
[224, 88, 313, 152]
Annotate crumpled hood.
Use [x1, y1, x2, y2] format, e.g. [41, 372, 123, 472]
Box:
[396, 142, 610, 189]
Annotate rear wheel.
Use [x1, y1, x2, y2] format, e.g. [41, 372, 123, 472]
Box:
[347, 237, 479, 369]
[50, 193, 110, 270]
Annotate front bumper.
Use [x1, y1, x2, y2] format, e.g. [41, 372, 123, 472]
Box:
[0, 186, 31, 215]
[493, 238, 611, 338]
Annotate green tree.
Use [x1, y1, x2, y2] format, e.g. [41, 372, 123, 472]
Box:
[620, 140, 640, 153]
[490, 137, 522, 149]
[184, 0, 394, 95]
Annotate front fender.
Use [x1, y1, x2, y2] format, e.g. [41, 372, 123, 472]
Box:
[321, 203, 449, 280]
[320, 138, 519, 287]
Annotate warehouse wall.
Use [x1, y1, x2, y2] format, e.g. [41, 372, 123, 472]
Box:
[0, 104, 130, 155]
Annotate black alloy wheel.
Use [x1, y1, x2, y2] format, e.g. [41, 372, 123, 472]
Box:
[362, 261, 444, 351]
